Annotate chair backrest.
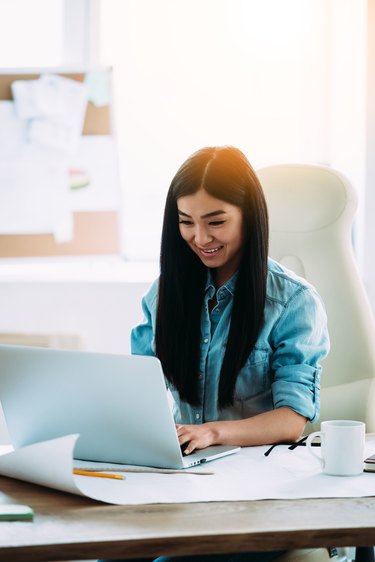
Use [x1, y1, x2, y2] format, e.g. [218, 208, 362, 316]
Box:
[257, 163, 375, 432]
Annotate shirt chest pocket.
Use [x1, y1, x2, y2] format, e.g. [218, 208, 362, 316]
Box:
[234, 348, 270, 401]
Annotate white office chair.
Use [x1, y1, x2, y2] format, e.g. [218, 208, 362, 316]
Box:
[257, 163, 375, 562]
[258, 163, 375, 432]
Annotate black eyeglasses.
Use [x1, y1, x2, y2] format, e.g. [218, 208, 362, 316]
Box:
[264, 435, 321, 456]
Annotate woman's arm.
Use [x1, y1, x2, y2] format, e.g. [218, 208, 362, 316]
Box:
[177, 407, 307, 455]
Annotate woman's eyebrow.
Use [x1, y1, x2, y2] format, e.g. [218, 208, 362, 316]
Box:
[178, 210, 227, 219]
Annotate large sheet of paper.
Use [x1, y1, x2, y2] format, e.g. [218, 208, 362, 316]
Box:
[0, 155, 70, 236]
[0, 101, 71, 238]
[12, 74, 88, 153]
[0, 101, 120, 239]
[0, 434, 374, 505]
[69, 136, 121, 212]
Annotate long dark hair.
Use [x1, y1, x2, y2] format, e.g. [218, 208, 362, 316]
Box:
[156, 146, 269, 408]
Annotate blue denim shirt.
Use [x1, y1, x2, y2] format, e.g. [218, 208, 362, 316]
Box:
[131, 258, 329, 424]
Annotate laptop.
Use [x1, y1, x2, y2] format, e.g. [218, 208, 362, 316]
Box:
[0, 344, 239, 469]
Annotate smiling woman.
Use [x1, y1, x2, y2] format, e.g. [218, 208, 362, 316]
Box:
[177, 190, 244, 288]
[126, 145, 330, 562]
[134, 144, 329, 439]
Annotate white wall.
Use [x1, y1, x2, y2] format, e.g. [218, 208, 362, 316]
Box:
[328, 0, 367, 269]
[0, 278, 150, 355]
[100, 0, 331, 261]
[100, 0, 374, 304]
[364, 0, 375, 307]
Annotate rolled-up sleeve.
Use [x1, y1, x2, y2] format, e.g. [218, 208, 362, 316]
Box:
[130, 280, 158, 357]
[270, 286, 330, 423]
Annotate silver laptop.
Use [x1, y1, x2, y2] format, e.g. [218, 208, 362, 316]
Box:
[0, 344, 239, 469]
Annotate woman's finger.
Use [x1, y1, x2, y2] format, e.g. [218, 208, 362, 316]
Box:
[184, 440, 197, 455]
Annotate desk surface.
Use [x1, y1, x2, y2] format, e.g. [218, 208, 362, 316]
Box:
[1, 474, 375, 562]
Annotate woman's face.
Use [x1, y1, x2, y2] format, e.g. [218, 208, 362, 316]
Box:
[177, 189, 244, 286]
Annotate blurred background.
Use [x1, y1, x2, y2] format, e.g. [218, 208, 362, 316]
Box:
[0, 0, 374, 357]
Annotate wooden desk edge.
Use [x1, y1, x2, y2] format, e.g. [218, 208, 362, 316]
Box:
[0, 527, 374, 562]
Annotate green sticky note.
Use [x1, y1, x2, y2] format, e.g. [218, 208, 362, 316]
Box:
[84, 70, 111, 106]
[0, 504, 34, 521]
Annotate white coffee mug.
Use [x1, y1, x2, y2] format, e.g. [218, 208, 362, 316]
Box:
[306, 420, 365, 476]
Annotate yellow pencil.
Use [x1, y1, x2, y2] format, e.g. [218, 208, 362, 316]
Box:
[73, 469, 124, 480]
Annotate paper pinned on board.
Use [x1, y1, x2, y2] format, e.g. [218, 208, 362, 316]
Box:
[0, 145, 71, 237]
[0, 75, 119, 242]
[0, 434, 375, 506]
[11, 74, 88, 152]
[0, 101, 119, 240]
[69, 135, 121, 212]
[0, 101, 26, 159]
[84, 69, 111, 107]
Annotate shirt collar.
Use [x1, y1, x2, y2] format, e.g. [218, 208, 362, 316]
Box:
[205, 269, 238, 297]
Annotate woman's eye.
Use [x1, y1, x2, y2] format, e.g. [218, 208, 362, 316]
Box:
[209, 220, 225, 226]
[179, 220, 193, 226]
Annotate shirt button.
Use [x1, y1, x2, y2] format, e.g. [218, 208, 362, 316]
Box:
[203, 338, 209, 343]
[195, 413, 200, 420]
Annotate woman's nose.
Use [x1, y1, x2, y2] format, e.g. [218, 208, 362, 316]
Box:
[194, 226, 212, 246]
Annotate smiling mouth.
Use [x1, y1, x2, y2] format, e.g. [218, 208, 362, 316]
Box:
[198, 246, 224, 256]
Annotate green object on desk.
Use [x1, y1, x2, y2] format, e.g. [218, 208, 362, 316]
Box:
[0, 504, 34, 521]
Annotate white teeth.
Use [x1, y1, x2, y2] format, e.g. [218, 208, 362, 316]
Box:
[202, 247, 220, 253]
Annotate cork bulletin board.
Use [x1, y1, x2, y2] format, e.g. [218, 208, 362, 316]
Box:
[0, 70, 120, 257]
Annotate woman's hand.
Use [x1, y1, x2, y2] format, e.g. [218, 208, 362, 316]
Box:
[175, 408, 307, 454]
[176, 423, 218, 455]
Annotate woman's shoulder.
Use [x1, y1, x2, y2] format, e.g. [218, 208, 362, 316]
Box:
[266, 257, 319, 306]
[142, 277, 159, 308]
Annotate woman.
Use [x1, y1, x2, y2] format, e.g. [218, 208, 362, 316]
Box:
[105, 146, 329, 562]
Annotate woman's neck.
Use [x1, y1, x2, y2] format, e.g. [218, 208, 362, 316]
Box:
[212, 268, 236, 290]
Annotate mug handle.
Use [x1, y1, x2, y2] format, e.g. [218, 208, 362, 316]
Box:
[306, 431, 323, 464]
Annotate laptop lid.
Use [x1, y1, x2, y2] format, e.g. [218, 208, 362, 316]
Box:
[0, 345, 239, 469]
